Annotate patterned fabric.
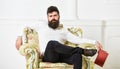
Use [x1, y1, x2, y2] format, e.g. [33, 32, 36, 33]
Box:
[19, 26, 96, 69]
[39, 67, 73, 69]
[39, 62, 73, 68]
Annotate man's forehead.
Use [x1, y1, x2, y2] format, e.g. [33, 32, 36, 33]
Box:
[48, 11, 58, 15]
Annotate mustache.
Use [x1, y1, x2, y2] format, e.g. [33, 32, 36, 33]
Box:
[51, 19, 57, 22]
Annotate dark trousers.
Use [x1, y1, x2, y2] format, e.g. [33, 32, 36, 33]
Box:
[42, 40, 83, 69]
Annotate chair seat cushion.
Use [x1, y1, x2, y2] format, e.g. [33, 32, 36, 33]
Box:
[39, 62, 73, 68]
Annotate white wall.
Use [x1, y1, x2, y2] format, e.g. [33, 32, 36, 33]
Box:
[0, 0, 120, 69]
[0, 0, 120, 20]
[103, 21, 120, 69]
[0, 0, 77, 20]
[78, 0, 120, 20]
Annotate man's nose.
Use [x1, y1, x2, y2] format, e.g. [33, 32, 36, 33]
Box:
[51, 16, 55, 20]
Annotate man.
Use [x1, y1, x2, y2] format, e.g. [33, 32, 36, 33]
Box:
[16, 6, 102, 69]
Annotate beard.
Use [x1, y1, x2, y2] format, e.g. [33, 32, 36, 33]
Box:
[48, 19, 60, 29]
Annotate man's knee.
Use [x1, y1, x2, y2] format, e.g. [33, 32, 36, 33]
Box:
[43, 57, 59, 63]
[73, 54, 82, 61]
[48, 40, 58, 45]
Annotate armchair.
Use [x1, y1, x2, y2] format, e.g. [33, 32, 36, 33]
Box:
[18, 26, 97, 69]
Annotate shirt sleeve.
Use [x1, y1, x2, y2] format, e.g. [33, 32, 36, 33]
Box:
[60, 28, 96, 45]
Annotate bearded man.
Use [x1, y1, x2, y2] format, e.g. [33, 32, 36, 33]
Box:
[16, 6, 102, 69]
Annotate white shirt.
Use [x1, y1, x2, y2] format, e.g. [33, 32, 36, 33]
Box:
[21, 22, 96, 53]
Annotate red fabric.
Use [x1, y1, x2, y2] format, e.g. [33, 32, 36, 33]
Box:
[94, 49, 108, 67]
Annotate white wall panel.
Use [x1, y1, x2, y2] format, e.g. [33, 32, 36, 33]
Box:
[77, 0, 120, 20]
[104, 21, 120, 69]
[0, 23, 26, 69]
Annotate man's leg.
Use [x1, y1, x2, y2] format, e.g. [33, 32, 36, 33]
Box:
[60, 50, 82, 69]
[42, 40, 83, 62]
[72, 53, 82, 69]
[42, 41, 60, 62]
[42, 40, 97, 63]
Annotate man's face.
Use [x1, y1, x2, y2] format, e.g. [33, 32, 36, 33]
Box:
[47, 11, 60, 29]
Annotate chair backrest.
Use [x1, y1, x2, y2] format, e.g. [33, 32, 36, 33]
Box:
[67, 27, 83, 37]
[64, 27, 83, 47]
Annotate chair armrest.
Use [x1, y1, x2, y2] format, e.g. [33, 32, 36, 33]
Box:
[18, 27, 40, 69]
[19, 43, 39, 69]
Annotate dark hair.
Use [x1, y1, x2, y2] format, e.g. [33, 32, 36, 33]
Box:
[47, 6, 59, 15]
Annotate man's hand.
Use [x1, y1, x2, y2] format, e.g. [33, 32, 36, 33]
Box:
[39, 52, 44, 59]
[15, 36, 23, 50]
[96, 41, 103, 50]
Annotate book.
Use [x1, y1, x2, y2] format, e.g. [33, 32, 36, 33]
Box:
[94, 49, 108, 67]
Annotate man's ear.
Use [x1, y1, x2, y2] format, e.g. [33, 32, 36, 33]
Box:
[59, 15, 60, 19]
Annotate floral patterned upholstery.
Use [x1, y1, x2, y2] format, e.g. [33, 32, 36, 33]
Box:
[19, 26, 97, 69]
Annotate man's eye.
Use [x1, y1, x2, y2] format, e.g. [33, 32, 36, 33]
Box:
[49, 15, 52, 17]
[54, 15, 57, 17]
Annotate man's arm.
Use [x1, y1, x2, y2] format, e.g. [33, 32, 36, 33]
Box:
[61, 28, 96, 44]
[61, 28, 103, 50]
